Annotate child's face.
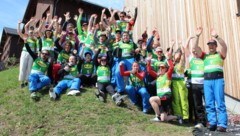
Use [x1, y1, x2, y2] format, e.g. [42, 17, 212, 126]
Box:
[132, 63, 139, 71]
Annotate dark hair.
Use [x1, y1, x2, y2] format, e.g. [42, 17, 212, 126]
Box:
[120, 11, 127, 16]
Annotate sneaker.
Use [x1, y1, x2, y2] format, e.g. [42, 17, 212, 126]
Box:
[207, 125, 217, 131]
[20, 83, 25, 88]
[95, 90, 106, 102]
[67, 90, 80, 96]
[112, 93, 127, 106]
[177, 116, 183, 125]
[150, 116, 161, 122]
[49, 88, 57, 100]
[216, 126, 226, 132]
[143, 108, 151, 114]
[194, 123, 204, 129]
[30, 92, 39, 101]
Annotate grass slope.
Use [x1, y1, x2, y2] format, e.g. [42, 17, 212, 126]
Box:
[0, 67, 192, 136]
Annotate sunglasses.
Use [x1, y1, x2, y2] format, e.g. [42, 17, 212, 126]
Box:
[120, 16, 124, 18]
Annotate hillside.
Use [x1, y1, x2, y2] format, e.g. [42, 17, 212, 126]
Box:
[0, 67, 192, 136]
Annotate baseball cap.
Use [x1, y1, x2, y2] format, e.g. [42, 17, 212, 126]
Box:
[207, 39, 217, 45]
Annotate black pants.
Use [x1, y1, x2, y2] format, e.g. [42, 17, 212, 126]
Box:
[146, 75, 157, 97]
[79, 75, 97, 86]
[97, 82, 115, 96]
[189, 83, 206, 124]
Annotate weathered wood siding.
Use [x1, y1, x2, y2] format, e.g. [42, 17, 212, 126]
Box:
[125, 0, 240, 100]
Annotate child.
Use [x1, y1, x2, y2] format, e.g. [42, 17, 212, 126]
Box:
[120, 62, 151, 113]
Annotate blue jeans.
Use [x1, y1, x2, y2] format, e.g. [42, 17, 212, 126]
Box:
[204, 78, 227, 128]
[115, 57, 135, 93]
[111, 57, 119, 87]
[28, 73, 51, 92]
[125, 85, 151, 112]
[54, 78, 81, 95]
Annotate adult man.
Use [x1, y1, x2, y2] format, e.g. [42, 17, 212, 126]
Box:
[115, 31, 137, 96]
[185, 34, 206, 127]
[193, 27, 228, 132]
[24, 39, 51, 101]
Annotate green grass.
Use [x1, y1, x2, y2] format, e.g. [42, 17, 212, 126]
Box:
[0, 67, 192, 136]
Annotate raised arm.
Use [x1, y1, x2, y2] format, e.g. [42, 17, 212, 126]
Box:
[210, 28, 227, 59]
[184, 36, 195, 58]
[179, 44, 186, 67]
[24, 17, 35, 34]
[192, 27, 203, 57]
[17, 20, 26, 39]
[77, 8, 83, 35]
[36, 17, 46, 37]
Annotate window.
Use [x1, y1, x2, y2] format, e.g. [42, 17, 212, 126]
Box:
[237, 0, 240, 16]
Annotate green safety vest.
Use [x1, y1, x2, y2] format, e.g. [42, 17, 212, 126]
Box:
[81, 62, 94, 75]
[172, 63, 185, 80]
[117, 20, 127, 32]
[119, 41, 134, 58]
[42, 38, 54, 51]
[189, 57, 204, 83]
[204, 53, 223, 73]
[97, 66, 110, 83]
[129, 73, 145, 87]
[63, 65, 79, 80]
[156, 74, 171, 97]
[31, 58, 49, 74]
[57, 51, 70, 64]
[23, 38, 36, 52]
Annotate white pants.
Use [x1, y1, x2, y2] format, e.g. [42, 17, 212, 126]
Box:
[19, 51, 33, 82]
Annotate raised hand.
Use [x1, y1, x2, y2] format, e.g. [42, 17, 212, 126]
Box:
[74, 15, 78, 21]
[78, 8, 83, 14]
[64, 12, 71, 21]
[210, 28, 218, 38]
[196, 27, 203, 36]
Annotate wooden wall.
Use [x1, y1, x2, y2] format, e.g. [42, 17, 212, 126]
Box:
[125, 0, 240, 100]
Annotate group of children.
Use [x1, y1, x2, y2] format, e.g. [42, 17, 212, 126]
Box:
[17, 6, 228, 132]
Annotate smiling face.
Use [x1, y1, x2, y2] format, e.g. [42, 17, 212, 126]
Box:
[68, 55, 76, 66]
[132, 62, 139, 72]
[100, 57, 107, 66]
[64, 42, 71, 52]
[122, 32, 130, 42]
[45, 30, 53, 38]
[159, 65, 167, 75]
[41, 50, 49, 61]
[85, 53, 92, 62]
[208, 44, 217, 54]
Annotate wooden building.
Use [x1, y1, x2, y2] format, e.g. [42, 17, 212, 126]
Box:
[0, 27, 22, 63]
[22, 0, 107, 25]
[125, 0, 240, 100]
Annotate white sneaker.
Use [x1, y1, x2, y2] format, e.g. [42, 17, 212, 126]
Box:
[194, 123, 203, 129]
[150, 117, 161, 122]
[67, 90, 80, 96]
[49, 89, 57, 100]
